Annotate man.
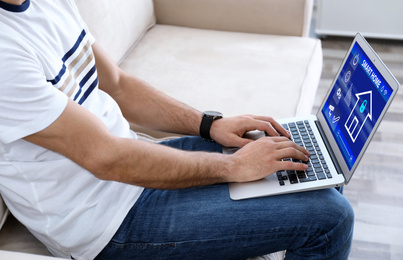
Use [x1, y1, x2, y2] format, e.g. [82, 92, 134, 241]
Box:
[0, 0, 354, 259]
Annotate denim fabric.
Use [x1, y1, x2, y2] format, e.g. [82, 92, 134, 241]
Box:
[95, 136, 354, 260]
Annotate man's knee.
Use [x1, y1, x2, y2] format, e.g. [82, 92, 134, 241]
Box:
[311, 189, 354, 258]
[286, 189, 354, 259]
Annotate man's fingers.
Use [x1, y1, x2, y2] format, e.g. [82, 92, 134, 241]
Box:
[246, 115, 290, 137]
[278, 160, 309, 171]
[266, 136, 310, 157]
[229, 134, 254, 148]
[277, 146, 309, 163]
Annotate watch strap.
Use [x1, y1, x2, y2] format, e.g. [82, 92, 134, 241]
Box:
[200, 111, 223, 141]
[200, 115, 215, 140]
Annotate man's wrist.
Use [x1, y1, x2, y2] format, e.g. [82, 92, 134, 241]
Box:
[199, 111, 223, 141]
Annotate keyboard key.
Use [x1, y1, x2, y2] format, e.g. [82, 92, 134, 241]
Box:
[306, 170, 315, 177]
[300, 176, 317, 182]
[317, 172, 326, 180]
[277, 172, 288, 180]
[297, 171, 306, 179]
[288, 173, 298, 184]
[313, 163, 322, 169]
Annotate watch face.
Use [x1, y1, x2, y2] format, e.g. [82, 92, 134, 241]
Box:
[205, 111, 223, 118]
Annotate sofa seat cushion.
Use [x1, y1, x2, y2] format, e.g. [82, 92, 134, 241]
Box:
[119, 25, 322, 123]
[0, 250, 60, 259]
[0, 215, 50, 256]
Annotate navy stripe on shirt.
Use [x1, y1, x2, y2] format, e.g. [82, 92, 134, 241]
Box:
[78, 77, 98, 105]
[48, 64, 66, 86]
[73, 64, 97, 101]
[62, 29, 87, 62]
[48, 29, 87, 85]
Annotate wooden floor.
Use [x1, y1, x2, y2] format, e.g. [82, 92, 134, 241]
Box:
[312, 37, 403, 260]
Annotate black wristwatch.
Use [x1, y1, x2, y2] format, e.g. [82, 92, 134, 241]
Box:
[199, 111, 223, 141]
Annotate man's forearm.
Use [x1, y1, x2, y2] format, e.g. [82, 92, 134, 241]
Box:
[111, 73, 203, 136]
[94, 137, 231, 189]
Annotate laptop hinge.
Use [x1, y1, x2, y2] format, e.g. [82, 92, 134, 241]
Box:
[315, 120, 343, 176]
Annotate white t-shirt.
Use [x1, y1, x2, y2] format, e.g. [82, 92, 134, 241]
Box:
[0, 1, 143, 259]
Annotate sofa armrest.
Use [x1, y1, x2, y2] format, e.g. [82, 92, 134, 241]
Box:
[153, 0, 313, 37]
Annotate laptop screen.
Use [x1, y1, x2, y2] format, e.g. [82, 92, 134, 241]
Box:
[321, 42, 394, 170]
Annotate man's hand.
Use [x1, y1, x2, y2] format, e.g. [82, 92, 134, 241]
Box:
[209, 115, 311, 183]
[224, 136, 310, 183]
[209, 115, 290, 148]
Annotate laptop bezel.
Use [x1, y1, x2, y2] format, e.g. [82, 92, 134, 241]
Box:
[315, 33, 400, 184]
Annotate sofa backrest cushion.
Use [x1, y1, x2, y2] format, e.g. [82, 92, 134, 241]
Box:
[75, 0, 156, 64]
[154, 0, 313, 37]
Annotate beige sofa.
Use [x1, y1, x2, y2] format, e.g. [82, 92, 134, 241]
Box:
[0, 0, 322, 258]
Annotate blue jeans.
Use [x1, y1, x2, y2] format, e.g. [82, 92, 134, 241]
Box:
[95, 136, 354, 260]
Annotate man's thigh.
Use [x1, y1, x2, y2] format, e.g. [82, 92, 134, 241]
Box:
[96, 184, 353, 260]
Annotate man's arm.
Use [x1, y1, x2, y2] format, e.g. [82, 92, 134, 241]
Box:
[24, 99, 309, 189]
[23, 99, 225, 188]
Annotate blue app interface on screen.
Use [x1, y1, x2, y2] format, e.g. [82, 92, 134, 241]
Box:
[322, 42, 393, 170]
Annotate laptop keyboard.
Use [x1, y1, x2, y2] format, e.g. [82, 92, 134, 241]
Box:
[276, 120, 333, 186]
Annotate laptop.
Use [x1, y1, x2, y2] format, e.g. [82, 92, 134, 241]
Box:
[228, 33, 400, 200]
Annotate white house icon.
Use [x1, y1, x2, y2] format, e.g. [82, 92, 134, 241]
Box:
[344, 91, 372, 143]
